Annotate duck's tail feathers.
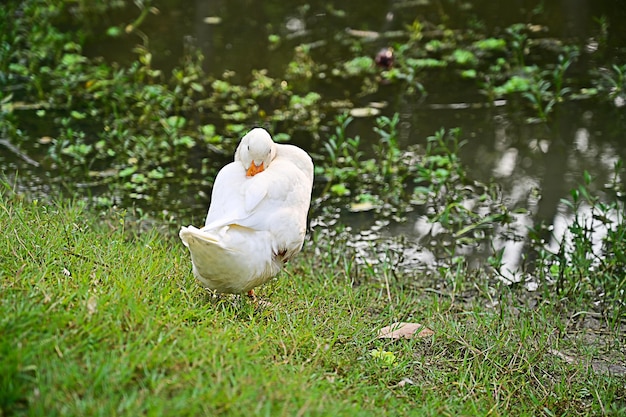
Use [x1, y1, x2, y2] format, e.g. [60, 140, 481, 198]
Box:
[179, 225, 219, 247]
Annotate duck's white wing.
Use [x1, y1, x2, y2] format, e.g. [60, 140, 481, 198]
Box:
[232, 159, 310, 228]
[203, 161, 271, 229]
[204, 162, 242, 226]
[228, 144, 313, 258]
[204, 143, 312, 233]
[275, 143, 315, 185]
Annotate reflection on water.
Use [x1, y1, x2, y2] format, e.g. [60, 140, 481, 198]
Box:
[330, 94, 625, 283]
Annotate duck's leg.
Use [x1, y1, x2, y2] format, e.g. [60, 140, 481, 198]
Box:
[247, 289, 257, 301]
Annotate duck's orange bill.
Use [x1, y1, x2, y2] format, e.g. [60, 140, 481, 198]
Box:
[246, 162, 265, 177]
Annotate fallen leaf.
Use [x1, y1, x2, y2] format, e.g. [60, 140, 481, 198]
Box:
[349, 201, 376, 212]
[378, 322, 434, 339]
[349, 107, 381, 118]
[368, 101, 388, 109]
[547, 349, 577, 364]
[396, 377, 415, 387]
[203, 16, 222, 25]
[87, 295, 97, 315]
[345, 28, 380, 39]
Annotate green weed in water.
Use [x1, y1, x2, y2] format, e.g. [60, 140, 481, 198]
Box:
[532, 166, 626, 324]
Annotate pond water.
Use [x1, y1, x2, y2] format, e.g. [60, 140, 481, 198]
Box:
[2, 0, 626, 283]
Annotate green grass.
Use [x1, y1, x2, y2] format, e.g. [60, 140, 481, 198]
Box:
[1, 191, 624, 416]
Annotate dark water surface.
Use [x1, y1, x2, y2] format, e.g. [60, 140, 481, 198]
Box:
[2, 0, 626, 282]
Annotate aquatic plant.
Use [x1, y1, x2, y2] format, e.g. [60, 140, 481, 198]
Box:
[532, 165, 626, 324]
[316, 114, 516, 254]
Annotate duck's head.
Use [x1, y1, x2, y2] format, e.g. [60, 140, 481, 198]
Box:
[236, 128, 277, 177]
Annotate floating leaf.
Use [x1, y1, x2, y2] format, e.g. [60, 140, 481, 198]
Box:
[166, 115, 186, 129]
[106, 26, 122, 37]
[349, 107, 380, 118]
[119, 166, 137, 178]
[203, 16, 222, 25]
[378, 322, 434, 339]
[345, 29, 380, 39]
[461, 69, 477, 79]
[451, 49, 477, 66]
[70, 110, 86, 119]
[349, 201, 376, 212]
[473, 37, 507, 51]
[330, 183, 349, 196]
[343, 56, 375, 76]
[406, 58, 447, 69]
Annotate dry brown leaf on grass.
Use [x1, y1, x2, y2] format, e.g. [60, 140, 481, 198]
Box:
[396, 378, 416, 387]
[86, 295, 98, 315]
[378, 322, 434, 339]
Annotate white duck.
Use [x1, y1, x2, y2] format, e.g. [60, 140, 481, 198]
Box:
[179, 128, 314, 297]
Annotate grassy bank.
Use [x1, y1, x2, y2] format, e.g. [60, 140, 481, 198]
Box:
[1, 189, 624, 416]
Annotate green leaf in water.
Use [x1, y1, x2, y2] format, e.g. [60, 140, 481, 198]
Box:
[473, 38, 507, 51]
[451, 49, 477, 66]
[106, 26, 123, 37]
[70, 111, 86, 119]
[119, 166, 137, 178]
[342, 56, 375, 76]
[406, 58, 447, 69]
[461, 69, 477, 79]
[330, 183, 350, 196]
[166, 116, 186, 129]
